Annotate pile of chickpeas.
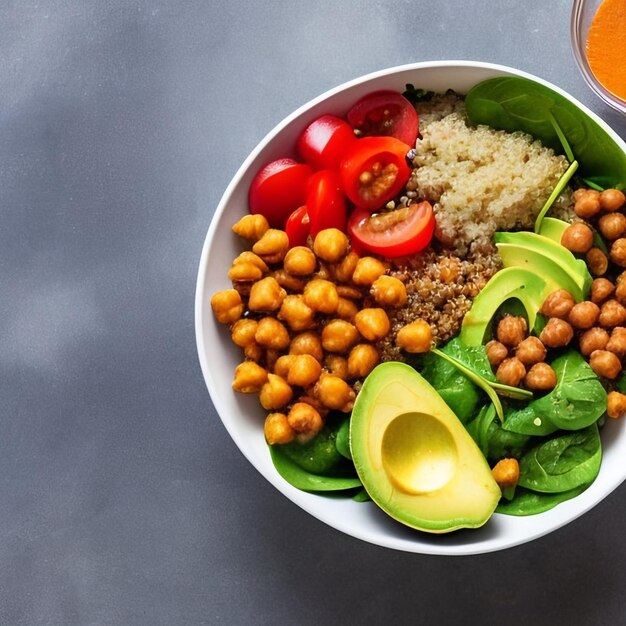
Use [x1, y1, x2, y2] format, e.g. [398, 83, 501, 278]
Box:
[487, 186, 626, 419]
[210, 214, 432, 446]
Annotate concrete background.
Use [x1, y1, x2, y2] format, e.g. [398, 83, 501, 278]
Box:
[1, 1, 625, 624]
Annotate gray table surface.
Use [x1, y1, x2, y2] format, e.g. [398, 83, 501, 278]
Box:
[2, 1, 626, 624]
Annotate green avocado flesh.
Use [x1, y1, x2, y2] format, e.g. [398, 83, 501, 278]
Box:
[493, 230, 592, 299]
[459, 267, 547, 346]
[349, 362, 501, 533]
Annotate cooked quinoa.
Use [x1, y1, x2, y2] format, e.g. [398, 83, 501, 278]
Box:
[378, 244, 501, 362]
[409, 93, 572, 254]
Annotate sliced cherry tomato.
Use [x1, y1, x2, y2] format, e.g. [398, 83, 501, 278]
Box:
[297, 114, 356, 170]
[249, 158, 313, 228]
[347, 90, 419, 146]
[339, 136, 411, 211]
[347, 201, 435, 258]
[306, 170, 347, 238]
[285, 205, 310, 247]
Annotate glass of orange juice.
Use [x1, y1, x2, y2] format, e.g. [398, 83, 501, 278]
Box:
[571, 0, 626, 115]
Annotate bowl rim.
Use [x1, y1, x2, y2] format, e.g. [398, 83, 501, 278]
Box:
[195, 60, 626, 555]
[570, 0, 626, 115]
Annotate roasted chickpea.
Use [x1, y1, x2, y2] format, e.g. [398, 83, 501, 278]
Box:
[606, 327, 626, 358]
[352, 257, 387, 286]
[273, 354, 295, 379]
[354, 308, 391, 342]
[232, 251, 269, 273]
[232, 214, 269, 241]
[586, 247, 609, 276]
[370, 275, 407, 308]
[324, 354, 349, 380]
[252, 228, 290, 263]
[333, 250, 359, 283]
[271, 269, 306, 292]
[336, 285, 363, 300]
[524, 362, 557, 391]
[599, 299, 626, 327]
[264, 413, 296, 445]
[616, 275, 626, 305]
[579, 327, 609, 356]
[254, 317, 291, 350]
[496, 315, 527, 347]
[598, 212, 626, 241]
[314, 262, 332, 281]
[287, 354, 322, 387]
[607, 391, 626, 419]
[289, 332, 323, 362]
[485, 340, 508, 367]
[287, 403, 324, 438]
[232, 361, 268, 393]
[210, 289, 244, 325]
[335, 297, 359, 322]
[228, 261, 264, 283]
[492, 458, 519, 489]
[540, 289, 575, 319]
[561, 222, 593, 253]
[230, 319, 258, 348]
[314, 373, 355, 412]
[303, 279, 339, 314]
[248, 276, 287, 312]
[539, 318, 574, 348]
[321, 319, 360, 353]
[395, 319, 432, 354]
[439, 256, 460, 283]
[600, 188, 626, 212]
[515, 336, 547, 365]
[573, 188, 601, 219]
[347, 344, 379, 379]
[265, 349, 280, 372]
[496, 357, 526, 387]
[283, 246, 316, 276]
[591, 277, 615, 304]
[590, 349, 622, 379]
[259, 373, 293, 410]
[277, 295, 316, 331]
[610, 238, 626, 268]
[313, 228, 349, 263]
[244, 341, 263, 362]
[568, 301, 600, 330]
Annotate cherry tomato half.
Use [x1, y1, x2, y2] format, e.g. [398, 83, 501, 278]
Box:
[285, 205, 310, 247]
[339, 136, 411, 211]
[347, 201, 435, 258]
[249, 158, 313, 228]
[347, 90, 419, 147]
[306, 169, 347, 238]
[297, 114, 356, 170]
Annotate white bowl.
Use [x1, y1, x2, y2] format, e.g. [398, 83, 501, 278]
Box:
[195, 61, 626, 555]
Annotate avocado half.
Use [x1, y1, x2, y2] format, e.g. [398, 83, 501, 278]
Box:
[350, 362, 501, 533]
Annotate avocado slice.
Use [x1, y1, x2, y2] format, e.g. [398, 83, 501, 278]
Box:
[538, 216, 569, 244]
[459, 267, 547, 346]
[350, 362, 501, 533]
[493, 231, 592, 298]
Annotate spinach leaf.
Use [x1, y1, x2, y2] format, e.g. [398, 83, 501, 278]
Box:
[518, 424, 601, 493]
[465, 77, 626, 189]
[278, 423, 346, 474]
[269, 445, 361, 492]
[496, 484, 590, 516]
[503, 351, 606, 435]
[402, 84, 434, 104]
[335, 416, 352, 460]
[466, 403, 530, 462]
[419, 349, 482, 424]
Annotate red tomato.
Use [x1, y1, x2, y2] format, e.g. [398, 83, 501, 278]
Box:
[347, 201, 435, 257]
[285, 205, 310, 247]
[339, 136, 411, 210]
[306, 170, 347, 238]
[297, 114, 356, 170]
[249, 158, 313, 228]
[347, 90, 419, 146]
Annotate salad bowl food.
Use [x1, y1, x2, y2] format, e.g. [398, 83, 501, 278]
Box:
[195, 61, 626, 555]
